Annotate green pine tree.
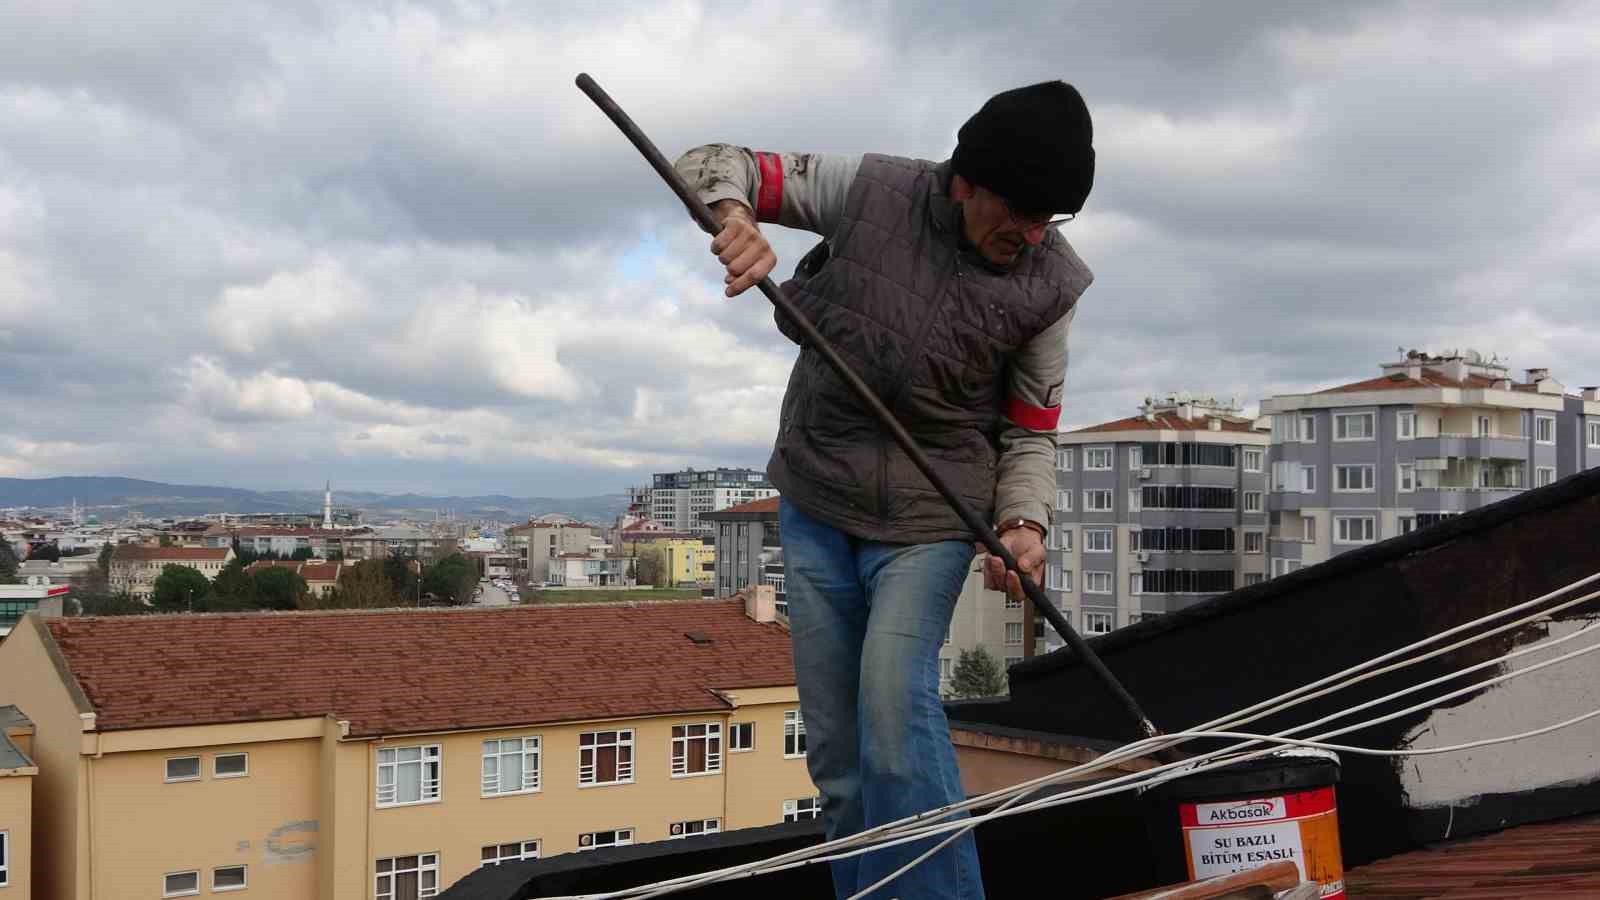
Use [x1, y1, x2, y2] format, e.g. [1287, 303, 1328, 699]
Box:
[948, 645, 1009, 699]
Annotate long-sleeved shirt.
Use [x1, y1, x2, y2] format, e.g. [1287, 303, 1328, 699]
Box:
[673, 144, 1083, 532]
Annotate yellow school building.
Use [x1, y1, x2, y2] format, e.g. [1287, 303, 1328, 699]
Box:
[0, 591, 815, 899]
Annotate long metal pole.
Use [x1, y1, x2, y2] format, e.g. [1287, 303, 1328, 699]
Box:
[575, 73, 1168, 749]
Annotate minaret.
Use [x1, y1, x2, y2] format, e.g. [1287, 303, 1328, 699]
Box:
[323, 481, 333, 530]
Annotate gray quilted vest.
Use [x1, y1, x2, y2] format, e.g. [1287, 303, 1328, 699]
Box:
[767, 154, 1091, 543]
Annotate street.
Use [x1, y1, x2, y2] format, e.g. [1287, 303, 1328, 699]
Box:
[474, 582, 515, 606]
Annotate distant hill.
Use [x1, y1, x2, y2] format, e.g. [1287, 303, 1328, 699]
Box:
[0, 476, 629, 524]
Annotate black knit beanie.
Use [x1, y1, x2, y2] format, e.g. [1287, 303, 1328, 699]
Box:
[952, 81, 1095, 216]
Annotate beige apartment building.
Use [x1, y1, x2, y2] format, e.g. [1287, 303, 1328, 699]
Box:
[0, 595, 815, 900]
[107, 546, 234, 600]
[1, 706, 36, 898]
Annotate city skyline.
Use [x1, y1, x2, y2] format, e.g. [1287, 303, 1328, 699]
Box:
[4, 3, 1598, 495]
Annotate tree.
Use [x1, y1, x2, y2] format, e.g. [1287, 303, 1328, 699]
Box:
[0, 539, 18, 584]
[290, 547, 316, 561]
[634, 545, 665, 588]
[384, 553, 420, 604]
[149, 564, 213, 613]
[422, 553, 477, 606]
[252, 567, 309, 610]
[96, 542, 114, 580]
[68, 544, 117, 612]
[75, 591, 150, 616]
[948, 646, 1009, 699]
[331, 559, 401, 609]
[209, 559, 258, 610]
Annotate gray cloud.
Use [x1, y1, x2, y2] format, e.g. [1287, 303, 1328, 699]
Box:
[2, 0, 1597, 495]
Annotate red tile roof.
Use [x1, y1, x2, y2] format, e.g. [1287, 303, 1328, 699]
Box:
[1069, 413, 1257, 434]
[1316, 371, 1503, 394]
[298, 563, 340, 582]
[44, 599, 794, 737]
[707, 497, 780, 516]
[112, 546, 231, 562]
[1345, 815, 1600, 898]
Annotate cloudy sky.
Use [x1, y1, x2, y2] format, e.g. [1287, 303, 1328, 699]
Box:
[2, 1, 1597, 497]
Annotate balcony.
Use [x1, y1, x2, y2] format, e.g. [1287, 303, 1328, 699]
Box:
[1408, 486, 1526, 511]
[1410, 435, 1528, 460]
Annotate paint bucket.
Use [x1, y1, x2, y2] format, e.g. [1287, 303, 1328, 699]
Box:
[1139, 748, 1346, 898]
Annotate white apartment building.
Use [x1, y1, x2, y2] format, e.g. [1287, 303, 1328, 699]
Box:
[108, 545, 235, 600]
[1048, 395, 1271, 647]
[650, 468, 777, 536]
[1261, 350, 1599, 573]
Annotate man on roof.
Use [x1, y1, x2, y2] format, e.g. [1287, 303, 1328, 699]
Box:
[675, 81, 1094, 900]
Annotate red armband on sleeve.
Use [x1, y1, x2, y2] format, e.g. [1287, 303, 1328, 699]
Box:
[1006, 396, 1062, 430]
[754, 151, 783, 223]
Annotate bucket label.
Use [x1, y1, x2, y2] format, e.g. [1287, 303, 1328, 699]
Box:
[1179, 786, 1345, 899]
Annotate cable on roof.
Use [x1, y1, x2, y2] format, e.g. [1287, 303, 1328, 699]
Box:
[537, 569, 1600, 900]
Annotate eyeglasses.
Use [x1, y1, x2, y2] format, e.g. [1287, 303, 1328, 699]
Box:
[999, 196, 1076, 230]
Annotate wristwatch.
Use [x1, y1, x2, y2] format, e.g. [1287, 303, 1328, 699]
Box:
[995, 518, 1046, 539]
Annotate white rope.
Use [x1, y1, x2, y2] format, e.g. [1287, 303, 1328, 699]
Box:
[539, 571, 1600, 900]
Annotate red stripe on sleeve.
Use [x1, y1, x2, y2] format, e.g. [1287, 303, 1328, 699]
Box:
[1007, 396, 1062, 431]
[755, 151, 784, 223]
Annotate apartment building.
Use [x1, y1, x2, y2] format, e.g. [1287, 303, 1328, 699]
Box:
[0, 595, 814, 900]
[0, 580, 71, 638]
[702, 498, 780, 603]
[0, 706, 35, 898]
[508, 522, 595, 584]
[1049, 395, 1271, 645]
[1260, 351, 1597, 573]
[939, 562, 1031, 694]
[108, 545, 234, 600]
[650, 469, 777, 536]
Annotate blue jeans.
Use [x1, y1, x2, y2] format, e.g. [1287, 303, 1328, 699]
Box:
[780, 500, 985, 900]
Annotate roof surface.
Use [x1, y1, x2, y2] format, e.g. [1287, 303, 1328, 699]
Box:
[1345, 815, 1600, 898]
[112, 545, 230, 562]
[1316, 370, 1502, 394]
[45, 599, 794, 737]
[0, 705, 32, 770]
[1069, 413, 1257, 434]
[703, 497, 780, 517]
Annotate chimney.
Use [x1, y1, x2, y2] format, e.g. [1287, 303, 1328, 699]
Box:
[745, 584, 778, 623]
[1584, 387, 1599, 402]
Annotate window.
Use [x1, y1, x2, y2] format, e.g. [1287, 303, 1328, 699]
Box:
[164, 871, 201, 897]
[943, 625, 951, 645]
[1084, 572, 1113, 594]
[1085, 447, 1113, 470]
[578, 829, 634, 851]
[481, 841, 540, 867]
[1477, 415, 1493, 437]
[1084, 489, 1113, 512]
[0, 831, 6, 888]
[1244, 573, 1265, 586]
[1334, 465, 1375, 492]
[482, 737, 540, 796]
[1303, 517, 1317, 543]
[212, 865, 247, 892]
[1274, 414, 1300, 443]
[1245, 532, 1264, 554]
[1300, 465, 1317, 493]
[1244, 491, 1263, 513]
[729, 722, 754, 752]
[1084, 611, 1114, 634]
[579, 730, 634, 785]
[1140, 485, 1238, 510]
[1537, 467, 1556, 487]
[1589, 422, 1600, 448]
[1005, 622, 1023, 645]
[784, 710, 807, 758]
[1060, 530, 1072, 552]
[1140, 569, 1235, 593]
[1536, 417, 1555, 444]
[1034, 618, 1046, 639]
[1061, 569, 1074, 592]
[1055, 490, 1073, 511]
[939, 657, 953, 679]
[1128, 529, 1142, 552]
[1397, 411, 1415, 440]
[1271, 558, 1304, 577]
[1398, 516, 1417, 535]
[1005, 593, 1022, 609]
[783, 797, 822, 822]
[1398, 463, 1416, 494]
[1129, 572, 1143, 595]
[214, 752, 248, 779]
[1243, 448, 1263, 472]
[671, 723, 723, 777]
[166, 756, 201, 783]
[1139, 443, 1237, 467]
[1129, 446, 1143, 468]
[377, 745, 442, 806]
[1334, 412, 1374, 441]
[1084, 529, 1113, 552]
[1300, 415, 1318, 442]
[1128, 489, 1142, 512]
[670, 819, 721, 839]
[1056, 447, 1073, 470]
[1335, 516, 1376, 544]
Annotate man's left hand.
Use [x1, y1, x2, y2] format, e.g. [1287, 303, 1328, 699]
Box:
[981, 525, 1046, 602]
